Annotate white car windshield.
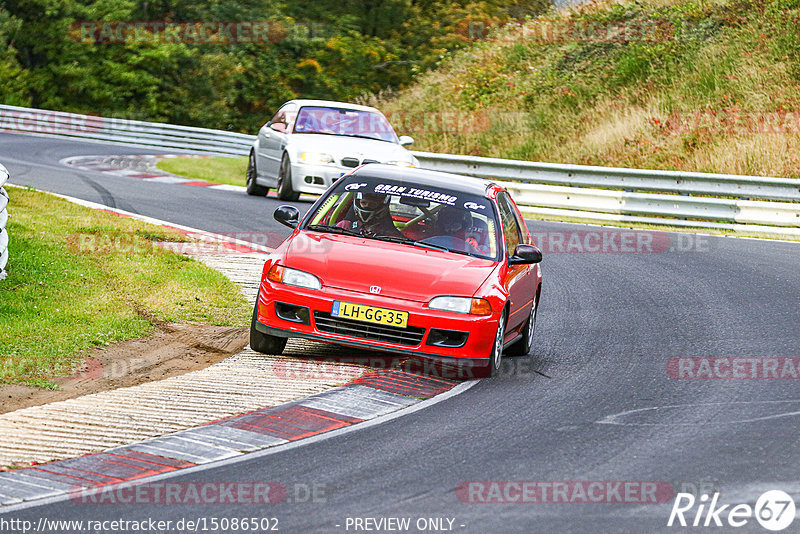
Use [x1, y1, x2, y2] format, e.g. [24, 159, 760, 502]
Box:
[293, 106, 399, 143]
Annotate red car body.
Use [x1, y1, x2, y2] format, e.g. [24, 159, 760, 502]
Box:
[251, 165, 542, 377]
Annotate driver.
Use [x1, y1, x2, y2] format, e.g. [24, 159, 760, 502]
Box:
[338, 192, 404, 237]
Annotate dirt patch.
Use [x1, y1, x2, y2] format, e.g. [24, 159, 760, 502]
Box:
[0, 323, 248, 415]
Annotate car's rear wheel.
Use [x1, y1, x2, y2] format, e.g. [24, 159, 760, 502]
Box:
[246, 150, 269, 196]
[250, 301, 287, 354]
[506, 292, 538, 357]
[277, 154, 300, 201]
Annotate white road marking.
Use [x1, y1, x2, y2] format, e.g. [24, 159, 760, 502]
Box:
[597, 400, 800, 426]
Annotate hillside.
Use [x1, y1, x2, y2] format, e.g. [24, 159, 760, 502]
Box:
[372, 0, 800, 178]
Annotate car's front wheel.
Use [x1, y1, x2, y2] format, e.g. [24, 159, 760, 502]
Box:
[250, 301, 287, 354]
[277, 154, 300, 201]
[478, 312, 506, 378]
[246, 150, 269, 196]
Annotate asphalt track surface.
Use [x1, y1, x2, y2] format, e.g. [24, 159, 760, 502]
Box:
[2, 133, 800, 533]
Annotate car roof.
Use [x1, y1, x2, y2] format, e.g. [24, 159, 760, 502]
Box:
[284, 99, 380, 113]
[351, 164, 498, 197]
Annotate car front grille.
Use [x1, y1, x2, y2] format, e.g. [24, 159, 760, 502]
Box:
[313, 311, 425, 346]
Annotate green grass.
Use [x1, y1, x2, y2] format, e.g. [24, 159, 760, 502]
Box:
[371, 0, 800, 179]
[0, 188, 251, 388]
[156, 156, 248, 186]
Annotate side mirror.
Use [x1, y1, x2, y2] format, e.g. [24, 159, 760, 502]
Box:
[270, 122, 287, 133]
[398, 135, 414, 146]
[274, 205, 300, 229]
[508, 244, 542, 265]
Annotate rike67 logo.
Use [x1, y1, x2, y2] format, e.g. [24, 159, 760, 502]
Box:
[668, 490, 796, 531]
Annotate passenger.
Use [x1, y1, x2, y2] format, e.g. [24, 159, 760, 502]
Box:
[435, 206, 487, 254]
[337, 192, 404, 238]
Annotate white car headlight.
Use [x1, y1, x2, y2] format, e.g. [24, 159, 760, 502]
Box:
[428, 296, 492, 316]
[268, 264, 322, 290]
[386, 160, 415, 167]
[299, 152, 335, 165]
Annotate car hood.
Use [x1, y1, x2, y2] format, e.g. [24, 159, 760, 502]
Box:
[283, 232, 498, 302]
[287, 134, 416, 164]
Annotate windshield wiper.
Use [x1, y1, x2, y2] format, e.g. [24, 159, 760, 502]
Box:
[410, 238, 480, 257]
[340, 133, 394, 143]
[306, 224, 362, 237]
[371, 234, 453, 252]
[410, 240, 450, 251]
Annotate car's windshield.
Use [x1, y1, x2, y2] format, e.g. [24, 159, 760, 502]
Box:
[292, 106, 399, 143]
[305, 177, 500, 261]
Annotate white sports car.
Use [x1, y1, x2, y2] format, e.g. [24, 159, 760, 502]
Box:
[246, 99, 419, 200]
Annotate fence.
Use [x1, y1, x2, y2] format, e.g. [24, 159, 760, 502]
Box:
[0, 164, 8, 280]
[0, 104, 798, 236]
[413, 152, 800, 236]
[0, 104, 252, 156]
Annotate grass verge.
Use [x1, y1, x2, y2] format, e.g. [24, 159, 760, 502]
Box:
[0, 187, 251, 388]
[156, 156, 248, 186]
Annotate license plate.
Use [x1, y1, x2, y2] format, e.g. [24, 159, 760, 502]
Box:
[331, 301, 408, 328]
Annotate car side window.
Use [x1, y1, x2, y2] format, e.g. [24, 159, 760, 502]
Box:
[269, 104, 296, 133]
[511, 201, 531, 245]
[497, 192, 522, 256]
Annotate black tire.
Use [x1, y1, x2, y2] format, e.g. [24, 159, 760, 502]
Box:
[477, 311, 506, 378]
[506, 291, 539, 357]
[277, 154, 300, 201]
[250, 301, 287, 354]
[246, 150, 269, 196]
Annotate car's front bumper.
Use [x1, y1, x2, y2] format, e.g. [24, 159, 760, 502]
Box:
[290, 162, 349, 194]
[255, 280, 500, 371]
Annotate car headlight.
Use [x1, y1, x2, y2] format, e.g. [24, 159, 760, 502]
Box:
[386, 160, 415, 167]
[267, 265, 322, 290]
[428, 296, 492, 316]
[299, 152, 335, 165]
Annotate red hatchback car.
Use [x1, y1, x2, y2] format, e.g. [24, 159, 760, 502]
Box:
[251, 164, 542, 377]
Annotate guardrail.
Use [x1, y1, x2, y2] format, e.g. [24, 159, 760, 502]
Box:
[0, 104, 253, 156]
[0, 104, 797, 236]
[0, 164, 9, 280]
[413, 152, 800, 236]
